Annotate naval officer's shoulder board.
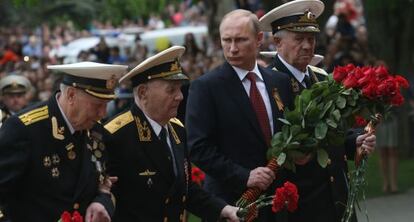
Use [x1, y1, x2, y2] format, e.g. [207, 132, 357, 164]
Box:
[104, 111, 134, 134]
[18, 105, 49, 126]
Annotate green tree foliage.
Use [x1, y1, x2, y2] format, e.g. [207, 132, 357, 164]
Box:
[3, 0, 180, 28]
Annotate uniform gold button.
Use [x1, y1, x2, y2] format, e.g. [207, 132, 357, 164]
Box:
[182, 195, 186, 202]
[165, 198, 169, 204]
[163, 217, 168, 222]
[327, 158, 331, 165]
[330, 176, 335, 182]
[73, 203, 80, 210]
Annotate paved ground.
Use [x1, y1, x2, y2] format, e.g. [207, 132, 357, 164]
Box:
[356, 188, 414, 222]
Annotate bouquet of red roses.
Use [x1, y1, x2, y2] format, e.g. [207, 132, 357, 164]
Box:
[58, 211, 83, 222]
[236, 64, 409, 221]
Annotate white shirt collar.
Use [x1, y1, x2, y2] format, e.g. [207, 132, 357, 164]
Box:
[56, 93, 75, 134]
[144, 113, 167, 137]
[232, 61, 263, 82]
[277, 54, 310, 83]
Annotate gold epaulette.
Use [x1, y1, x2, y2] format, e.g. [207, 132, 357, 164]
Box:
[309, 65, 328, 76]
[19, 106, 49, 126]
[169, 118, 184, 128]
[104, 111, 134, 134]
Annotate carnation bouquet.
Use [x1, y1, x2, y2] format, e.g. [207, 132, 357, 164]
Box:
[236, 64, 409, 222]
[58, 211, 83, 222]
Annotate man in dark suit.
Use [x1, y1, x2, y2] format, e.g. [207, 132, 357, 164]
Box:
[0, 75, 32, 127]
[0, 62, 127, 222]
[259, 1, 376, 221]
[185, 9, 294, 221]
[104, 46, 239, 222]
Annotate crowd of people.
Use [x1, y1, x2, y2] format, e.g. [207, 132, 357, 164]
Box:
[0, 0, 411, 221]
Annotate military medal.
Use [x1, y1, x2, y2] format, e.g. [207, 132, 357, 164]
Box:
[291, 78, 300, 93]
[51, 167, 60, 178]
[68, 150, 76, 160]
[43, 156, 51, 167]
[94, 150, 102, 158]
[66, 143, 76, 160]
[272, 88, 285, 111]
[147, 178, 153, 188]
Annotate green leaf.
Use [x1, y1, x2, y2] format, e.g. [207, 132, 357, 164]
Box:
[286, 141, 301, 150]
[326, 118, 337, 128]
[315, 121, 328, 139]
[283, 159, 296, 172]
[278, 118, 291, 125]
[331, 109, 341, 121]
[317, 149, 329, 168]
[287, 150, 306, 159]
[277, 152, 287, 166]
[285, 109, 301, 124]
[336, 96, 347, 109]
[270, 132, 284, 148]
[294, 133, 309, 141]
[301, 89, 312, 104]
[301, 137, 319, 148]
[282, 125, 290, 139]
[319, 100, 333, 119]
[341, 88, 352, 95]
[290, 125, 302, 136]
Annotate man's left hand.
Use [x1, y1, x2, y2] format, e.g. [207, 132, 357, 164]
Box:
[85, 202, 110, 222]
[356, 133, 376, 155]
[220, 205, 240, 222]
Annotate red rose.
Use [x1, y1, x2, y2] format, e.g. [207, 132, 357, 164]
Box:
[344, 63, 356, 73]
[357, 67, 375, 87]
[333, 66, 348, 82]
[391, 93, 404, 106]
[376, 77, 397, 97]
[60, 211, 72, 222]
[191, 166, 205, 186]
[271, 187, 286, 213]
[72, 211, 83, 222]
[375, 65, 389, 80]
[342, 74, 359, 89]
[395, 75, 409, 89]
[354, 116, 368, 127]
[362, 83, 377, 99]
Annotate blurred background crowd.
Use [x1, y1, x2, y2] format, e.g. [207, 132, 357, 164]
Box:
[1, 0, 414, 195]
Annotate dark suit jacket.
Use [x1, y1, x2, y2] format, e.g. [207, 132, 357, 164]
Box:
[0, 93, 113, 222]
[269, 56, 359, 222]
[104, 104, 226, 222]
[185, 62, 293, 210]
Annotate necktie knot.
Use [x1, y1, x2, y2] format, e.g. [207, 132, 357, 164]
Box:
[159, 127, 167, 141]
[303, 74, 311, 88]
[246, 72, 257, 83]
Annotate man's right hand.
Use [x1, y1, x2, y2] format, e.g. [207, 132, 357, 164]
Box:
[247, 167, 275, 191]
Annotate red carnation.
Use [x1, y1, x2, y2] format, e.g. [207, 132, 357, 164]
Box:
[60, 211, 72, 222]
[191, 166, 205, 186]
[72, 211, 83, 222]
[271, 187, 286, 213]
[357, 67, 375, 87]
[376, 77, 397, 97]
[283, 182, 299, 212]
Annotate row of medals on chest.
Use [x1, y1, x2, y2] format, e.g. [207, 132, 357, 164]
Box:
[43, 130, 105, 178]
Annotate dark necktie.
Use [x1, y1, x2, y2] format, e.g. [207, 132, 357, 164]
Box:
[159, 127, 177, 175]
[303, 74, 311, 88]
[246, 72, 272, 146]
